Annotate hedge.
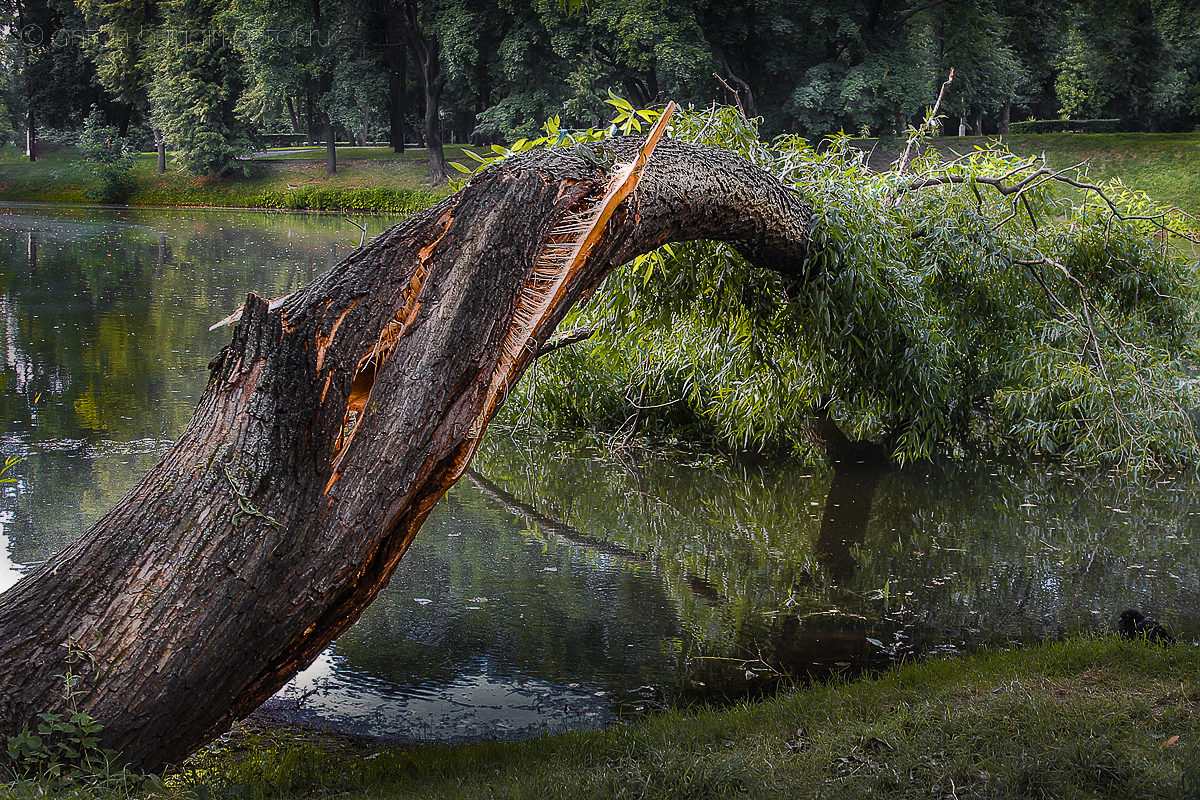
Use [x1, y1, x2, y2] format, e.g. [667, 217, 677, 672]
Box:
[252, 186, 443, 213]
[1009, 119, 1124, 134]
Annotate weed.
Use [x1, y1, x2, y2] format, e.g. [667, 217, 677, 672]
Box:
[1, 635, 147, 796]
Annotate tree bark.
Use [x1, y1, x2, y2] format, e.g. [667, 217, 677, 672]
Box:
[324, 114, 336, 177]
[0, 137, 812, 773]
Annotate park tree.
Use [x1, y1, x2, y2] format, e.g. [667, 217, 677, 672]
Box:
[396, 0, 449, 182]
[232, 0, 344, 174]
[2, 0, 97, 159]
[1055, 0, 1200, 130]
[933, 0, 1024, 135]
[149, 0, 254, 174]
[1, 103, 1198, 778]
[548, 0, 713, 125]
[375, 0, 407, 151]
[77, 0, 159, 137]
[991, 0, 1068, 127]
[471, 1, 579, 142]
[782, 0, 961, 137]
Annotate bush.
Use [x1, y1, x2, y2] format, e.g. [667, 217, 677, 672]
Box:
[1009, 119, 1124, 134]
[77, 109, 136, 203]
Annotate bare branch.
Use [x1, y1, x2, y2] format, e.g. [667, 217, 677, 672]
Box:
[897, 68, 953, 174]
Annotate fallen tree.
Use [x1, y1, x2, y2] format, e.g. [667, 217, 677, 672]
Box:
[0, 126, 813, 772]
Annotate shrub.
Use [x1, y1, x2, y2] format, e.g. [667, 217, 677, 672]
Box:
[77, 109, 136, 203]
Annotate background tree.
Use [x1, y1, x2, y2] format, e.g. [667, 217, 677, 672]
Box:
[395, 0, 449, 182]
[77, 0, 159, 137]
[77, 105, 136, 201]
[3, 0, 97, 160]
[1056, 0, 1200, 130]
[149, 0, 253, 174]
[934, 0, 1024, 135]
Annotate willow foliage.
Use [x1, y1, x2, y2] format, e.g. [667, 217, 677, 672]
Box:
[494, 105, 1200, 469]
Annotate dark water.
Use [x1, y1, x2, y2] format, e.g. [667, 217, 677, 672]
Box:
[1, 203, 1198, 744]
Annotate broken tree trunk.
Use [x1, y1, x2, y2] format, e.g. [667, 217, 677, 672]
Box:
[0, 135, 812, 773]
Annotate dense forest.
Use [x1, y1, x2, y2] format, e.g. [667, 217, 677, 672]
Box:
[3, 0, 1200, 180]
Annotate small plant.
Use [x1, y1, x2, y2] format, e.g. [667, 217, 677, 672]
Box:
[4, 634, 124, 785]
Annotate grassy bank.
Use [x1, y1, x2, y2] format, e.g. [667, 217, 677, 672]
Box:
[9, 635, 1186, 800]
[0, 143, 461, 212]
[5, 132, 1200, 218]
[181, 636, 1200, 799]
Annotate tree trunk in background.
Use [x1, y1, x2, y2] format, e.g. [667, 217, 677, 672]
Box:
[117, 103, 133, 138]
[402, 0, 446, 184]
[155, 129, 166, 174]
[25, 108, 35, 162]
[999, 99, 1011, 135]
[421, 67, 446, 182]
[305, 86, 317, 146]
[0, 138, 813, 773]
[325, 114, 336, 176]
[287, 97, 303, 135]
[385, 7, 407, 153]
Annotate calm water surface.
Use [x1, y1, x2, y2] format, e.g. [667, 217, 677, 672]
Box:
[1, 203, 1198, 744]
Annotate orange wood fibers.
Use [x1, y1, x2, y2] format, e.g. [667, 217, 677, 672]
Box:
[462, 102, 677, 454]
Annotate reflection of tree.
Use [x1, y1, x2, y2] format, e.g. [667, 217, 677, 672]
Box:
[815, 466, 886, 586]
[465, 468, 649, 562]
[332, 492, 678, 691]
[475, 436, 1200, 673]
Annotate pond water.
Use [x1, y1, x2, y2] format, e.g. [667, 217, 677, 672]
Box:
[1, 203, 1198, 744]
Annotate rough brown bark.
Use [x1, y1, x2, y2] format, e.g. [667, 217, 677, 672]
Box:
[0, 137, 812, 773]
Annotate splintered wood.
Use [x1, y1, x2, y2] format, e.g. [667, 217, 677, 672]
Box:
[466, 102, 677, 444]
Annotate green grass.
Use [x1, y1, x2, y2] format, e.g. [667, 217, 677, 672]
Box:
[27, 636, 1178, 800]
[4, 133, 1200, 219]
[934, 132, 1200, 218]
[0, 142, 470, 212]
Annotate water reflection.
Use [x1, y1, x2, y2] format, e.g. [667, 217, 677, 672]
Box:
[1, 204, 1198, 745]
[0, 202, 396, 565]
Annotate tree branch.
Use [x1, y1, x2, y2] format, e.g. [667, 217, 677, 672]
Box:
[534, 325, 597, 358]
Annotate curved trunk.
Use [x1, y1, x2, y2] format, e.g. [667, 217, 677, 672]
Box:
[0, 137, 812, 772]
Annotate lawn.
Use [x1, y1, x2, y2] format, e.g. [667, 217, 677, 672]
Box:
[4, 134, 1200, 219]
[0, 143, 474, 212]
[141, 635, 1200, 800]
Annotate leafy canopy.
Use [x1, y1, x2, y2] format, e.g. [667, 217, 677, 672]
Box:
[478, 102, 1200, 470]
